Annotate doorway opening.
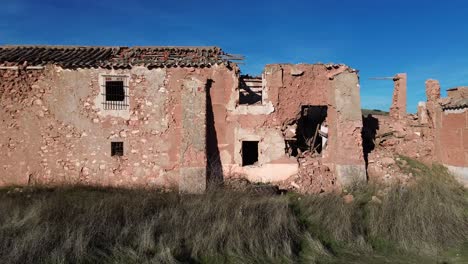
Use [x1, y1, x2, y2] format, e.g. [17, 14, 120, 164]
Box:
[242, 141, 259, 166]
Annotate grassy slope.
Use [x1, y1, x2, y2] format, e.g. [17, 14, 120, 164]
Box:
[0, 157, 466, 264]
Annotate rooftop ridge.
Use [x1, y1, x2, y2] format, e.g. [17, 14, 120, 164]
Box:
[0, 45, 221, 50]
[0, 45, 230, 69]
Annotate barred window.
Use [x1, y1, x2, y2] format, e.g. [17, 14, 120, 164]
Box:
[106, 81, 125, 101]
[102, 76, 129, 110]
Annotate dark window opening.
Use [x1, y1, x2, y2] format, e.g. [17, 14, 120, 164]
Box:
[287, 105, 328, 157]
[111, 142, 124, 156]
[103, 79, 128, 110]
[242, 141, 259, 166]
[239, 75, 262, 105]
[106, 81, 125, 101]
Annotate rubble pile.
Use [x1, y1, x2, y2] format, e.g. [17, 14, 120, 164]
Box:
[375, 115, 433, 161]
[365, 114, 433, 184]
[279, 152, 338, 194]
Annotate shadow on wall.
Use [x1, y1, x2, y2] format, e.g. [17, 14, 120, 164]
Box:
[362, 114, 379, 171]
[206, 79, 224, 187]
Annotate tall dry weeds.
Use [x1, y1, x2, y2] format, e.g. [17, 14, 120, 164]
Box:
[0, 157, 466, 263]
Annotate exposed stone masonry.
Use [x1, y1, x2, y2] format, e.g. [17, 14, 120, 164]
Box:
[390, 73, 407, 120]
[3, 45, 466, 193]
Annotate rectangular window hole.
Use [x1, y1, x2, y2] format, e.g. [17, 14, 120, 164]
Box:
[103, 78, 128, 110]
[242, 141, 259, 166]
[111, 142, 124, 156]
[239, 75, 262, 105]
[106, 81, 125, 101]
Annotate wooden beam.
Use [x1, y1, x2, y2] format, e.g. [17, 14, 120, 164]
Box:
[369, 77, 394, 80]
[0, 66, 44, 70]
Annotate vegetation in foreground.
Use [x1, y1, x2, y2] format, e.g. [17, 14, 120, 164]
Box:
[0, 157, 467, 264]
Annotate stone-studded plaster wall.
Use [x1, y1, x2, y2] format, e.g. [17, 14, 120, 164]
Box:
[1, 62, 366, 190]
[0, 65, 233, 191]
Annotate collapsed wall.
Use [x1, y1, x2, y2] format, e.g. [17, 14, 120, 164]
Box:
[213, 63, 366, 191]
[363, 74, 468, 188]
[0, 46, 367, 193]
[362, 73, 438, 185]
[389, 73, 407, 120]
[424, 79, 441, 127]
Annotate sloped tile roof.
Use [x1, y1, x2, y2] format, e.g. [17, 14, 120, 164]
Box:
[440, 97, 468, 110]
[0, 45, 229, 68]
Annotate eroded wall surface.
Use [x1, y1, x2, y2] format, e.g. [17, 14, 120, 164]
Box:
[390, 73, 407, 120]
[437, 109, 468, 166]
[425, 79, 441, 127]
[0, 65, 233, 191]
[436, 108, 468, 186]
[331, 71, 366, 184]
[1, 62, 366, 191]
[425, 83, 468, 187]
[211, 63, 366, 186]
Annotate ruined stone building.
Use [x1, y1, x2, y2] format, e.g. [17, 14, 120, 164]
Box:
[347, 71, 468, 188]
[0, 45, 366, 192]
[419, 82, 468, 185]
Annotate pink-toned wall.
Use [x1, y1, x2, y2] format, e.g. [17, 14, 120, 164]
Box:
[0, 65, 235, 192]
[210, 64, 366, 185]
[436, 110, 468, 167]
[390, 73, 407, 120]
[1, 62, 366, 190]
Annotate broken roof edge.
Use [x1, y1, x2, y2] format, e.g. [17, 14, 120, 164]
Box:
[0, 44, 221, 50]
[263, 62, 358, 72]
[439, 97, 468, 110]
[0, 45, 236, 69]
[447, 86, 468, 91]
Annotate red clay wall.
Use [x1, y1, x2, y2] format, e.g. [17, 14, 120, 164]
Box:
[390, 73, 407, 120]
[1, 62, 365, 190]
[0, 65, 235, 191]
[209, 63, 366, 185]
[437, 110, 468, 167]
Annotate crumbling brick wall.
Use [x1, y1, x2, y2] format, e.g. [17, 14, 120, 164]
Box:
[426, 83, 468, 186]
[425, 79, 441, 127]
[436, 109, 468, 167]
[390, 73, 407, 120]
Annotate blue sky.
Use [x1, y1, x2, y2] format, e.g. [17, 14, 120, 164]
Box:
[2, 0, 468, 112]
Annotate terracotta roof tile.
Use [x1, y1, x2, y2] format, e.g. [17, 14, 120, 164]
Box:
[0, 45, 229, 68]
[441, 98, 468, 110]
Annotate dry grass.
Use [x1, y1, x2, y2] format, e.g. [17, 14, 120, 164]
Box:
[295, 157, 468, 262]
[0, 188, 300, 264]
[0, 157, 467, 263]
